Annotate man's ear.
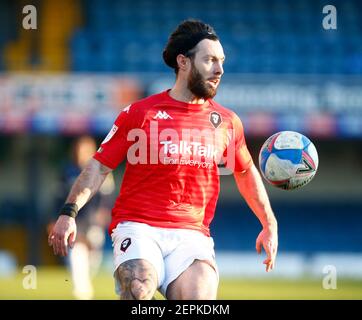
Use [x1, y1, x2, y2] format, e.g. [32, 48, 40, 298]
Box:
[176, 54, 188, 72]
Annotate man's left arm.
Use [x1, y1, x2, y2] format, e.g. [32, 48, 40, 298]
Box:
[234, 164, 278, 272]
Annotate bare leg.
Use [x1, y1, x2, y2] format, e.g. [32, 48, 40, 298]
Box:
[166, 259, 218, 300]
[116, 259, 158, 300]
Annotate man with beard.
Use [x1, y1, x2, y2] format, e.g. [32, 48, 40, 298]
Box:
[49, 19, 278, 300]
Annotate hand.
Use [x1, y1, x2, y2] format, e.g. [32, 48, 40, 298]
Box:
[48, 215, 77, 257]
[256, 224, 278, 272]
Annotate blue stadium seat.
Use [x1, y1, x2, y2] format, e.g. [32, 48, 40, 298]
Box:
[65, 0, 362, 75]
[211, 202, 362, 253]
[0, 0, 17, 71]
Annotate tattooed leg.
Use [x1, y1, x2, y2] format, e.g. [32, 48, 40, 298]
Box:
[116, 259, 158, 300]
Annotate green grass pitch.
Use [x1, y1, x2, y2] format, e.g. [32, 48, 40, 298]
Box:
[0, 267, 361, 300]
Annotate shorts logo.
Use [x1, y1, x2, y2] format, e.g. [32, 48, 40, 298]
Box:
[209, 111, 222, 128]
[120, 238, 131, 252]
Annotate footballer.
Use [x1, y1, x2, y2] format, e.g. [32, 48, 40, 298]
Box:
[49, 19, 278, 300]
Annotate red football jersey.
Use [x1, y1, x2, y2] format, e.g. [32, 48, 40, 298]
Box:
[94, 90, 253, 236]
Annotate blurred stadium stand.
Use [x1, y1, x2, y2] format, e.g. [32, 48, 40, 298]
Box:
[212, 202, 362, 253]
[0, 0, 361, 278]
[0, 0, 361, 74]
[68, 0, 362, 74]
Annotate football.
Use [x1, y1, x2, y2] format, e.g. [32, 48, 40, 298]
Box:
[259, 131, 319, 190]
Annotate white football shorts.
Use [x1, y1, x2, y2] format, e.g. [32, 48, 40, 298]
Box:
[111, 221, 219, 298]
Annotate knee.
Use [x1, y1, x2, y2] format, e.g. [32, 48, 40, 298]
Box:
[117, 259, 158, 300]
[167, 260, 218, 300]
[130, 278, 156, 300]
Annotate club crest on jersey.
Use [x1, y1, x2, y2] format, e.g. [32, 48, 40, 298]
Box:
[209, 112, 222, 128]
[120, 238, 131, 252]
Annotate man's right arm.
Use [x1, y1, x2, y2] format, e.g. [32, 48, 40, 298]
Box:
[65, 158, 113, 210]
[48, 158, 113, 257]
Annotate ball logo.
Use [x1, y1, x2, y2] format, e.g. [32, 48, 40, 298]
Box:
[296, 157, 315, 174]
[210, 112, 222, 128]
[120, 238, 131, 252]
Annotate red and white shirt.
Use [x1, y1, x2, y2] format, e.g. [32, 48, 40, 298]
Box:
[94, 90, 253, 236]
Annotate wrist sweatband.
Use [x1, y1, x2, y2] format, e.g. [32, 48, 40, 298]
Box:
[59, 203, 78, 219]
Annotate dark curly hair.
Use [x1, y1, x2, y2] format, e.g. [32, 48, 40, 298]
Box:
[163, 19, 219, 73]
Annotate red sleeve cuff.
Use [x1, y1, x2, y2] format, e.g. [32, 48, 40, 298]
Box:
[93, 153, 118, 170]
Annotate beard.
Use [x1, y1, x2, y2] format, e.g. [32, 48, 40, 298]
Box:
[187, 61, 218, 100]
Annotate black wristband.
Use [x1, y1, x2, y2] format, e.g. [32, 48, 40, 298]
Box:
[59, 203, 78, 219]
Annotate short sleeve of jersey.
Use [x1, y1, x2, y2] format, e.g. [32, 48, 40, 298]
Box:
[224, 113, 254, 172]
[93, 106, 136, 169]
